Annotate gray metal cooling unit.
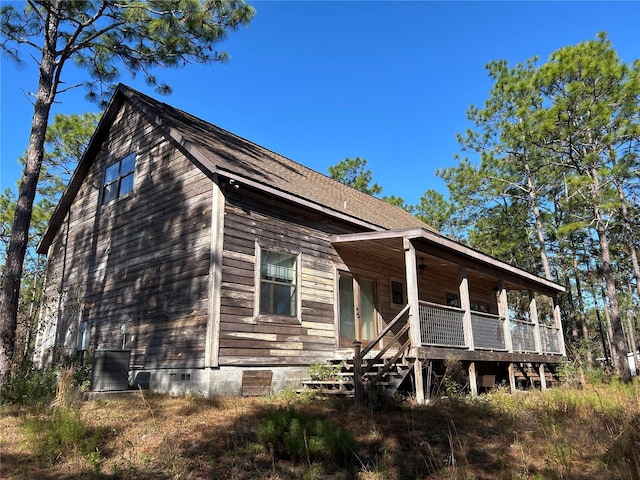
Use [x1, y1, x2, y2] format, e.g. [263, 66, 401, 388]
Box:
[91, 349, 130, 391]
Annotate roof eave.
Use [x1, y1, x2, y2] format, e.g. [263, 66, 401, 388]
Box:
[330, 228, 565, 293]
[215, 168, 387, 232]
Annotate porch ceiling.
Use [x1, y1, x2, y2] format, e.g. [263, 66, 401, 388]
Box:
[330, 228, 565, 295]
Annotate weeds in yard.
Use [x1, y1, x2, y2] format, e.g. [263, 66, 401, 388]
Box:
[307, 362, 345, 381]
[3, 378, 640, 479]
[257, 406, 358, 470]
[0, 362, 58, 406]
[20, 365, 101, 470]
[22, 405, 100, 465]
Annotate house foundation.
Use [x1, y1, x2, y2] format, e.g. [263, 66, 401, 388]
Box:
[128, 366, 310, 397]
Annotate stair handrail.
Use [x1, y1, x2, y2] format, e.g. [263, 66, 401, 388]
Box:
[368, 337, 412, 387]
[359, 305, 412, 392]
[365, 322, 410, 371]
[360, 304, 410, 359]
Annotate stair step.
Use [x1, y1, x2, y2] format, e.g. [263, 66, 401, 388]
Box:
[364, 381, 396, 388]
[298, 389, 354, 397]
[363, 372, 403, 379]
[309, 346, 414, 397]
[302, 382, 354, 393]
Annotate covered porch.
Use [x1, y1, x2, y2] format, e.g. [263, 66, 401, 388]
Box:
[330, 227, 566, 404]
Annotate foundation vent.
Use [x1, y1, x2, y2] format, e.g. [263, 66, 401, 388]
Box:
[242, 370, 273, 396]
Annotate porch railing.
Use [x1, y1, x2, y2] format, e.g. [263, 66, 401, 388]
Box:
[471, 311, 506, 350]
[510, 319, 537, 353]
[418, 301, 466, 347]
[540, 325, 562, 354]
[417, 301, 561, 355]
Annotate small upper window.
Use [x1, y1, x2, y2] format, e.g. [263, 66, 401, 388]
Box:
[260, 250, 298, 317]
[102, 152, 136, 204]
[446, 292, 460, 308]
[391, 281, 404, 305]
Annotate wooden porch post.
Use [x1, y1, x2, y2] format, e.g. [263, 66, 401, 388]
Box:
[508, 363, 516, 392]
[469, 361, 478, 397]
[497, 281, 512, 353]
[459, 267, 474, 351]
[404, 238, 424, 405]
[529, 289, 542, 354]
[353, 341, 364, 406]
[538, 363, 547, 391]
[425, 360, 432, 402]
[497, 280, 516, 392]
[552, 294, 566, 356]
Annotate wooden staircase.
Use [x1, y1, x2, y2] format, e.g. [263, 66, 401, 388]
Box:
[301, 355, 414, 397]
[301, 305, 414, 399]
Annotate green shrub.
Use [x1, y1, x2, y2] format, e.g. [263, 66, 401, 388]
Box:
[257, 406, 358, 466]
[61, 354, 93, 392]
[1, 355, 94, 406]
[0, 364, 58, 406]
[584, 366, 609, 385]
[22, 406, 100, 464]
[308, 362, 344, 381]
[557, 359, 584, 388]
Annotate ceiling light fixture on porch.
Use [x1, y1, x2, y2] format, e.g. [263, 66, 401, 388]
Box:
[418, 257, 427, 272]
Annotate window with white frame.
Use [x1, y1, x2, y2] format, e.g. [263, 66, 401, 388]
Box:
[102, 152, 136, 204]
[259, 249, 298, 317]
[77, 321, 90, 353]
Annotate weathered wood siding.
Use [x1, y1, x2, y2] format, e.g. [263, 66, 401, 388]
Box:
[38, 102, 213, 369]
[218, 188, 359, 366]
[216, 190, 425, 366]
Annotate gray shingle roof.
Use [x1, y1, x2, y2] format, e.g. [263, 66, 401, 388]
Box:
[121, 85, 431, 231]
[38, 84, 432, 253]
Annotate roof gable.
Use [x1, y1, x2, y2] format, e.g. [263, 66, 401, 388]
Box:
[38, 84, 432, 253]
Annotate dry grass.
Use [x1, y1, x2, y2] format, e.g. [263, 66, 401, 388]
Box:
[1, 381, 639, 480]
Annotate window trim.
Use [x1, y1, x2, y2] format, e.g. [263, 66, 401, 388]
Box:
[101, 151, 137, 205]
[255, 243, 302, 323]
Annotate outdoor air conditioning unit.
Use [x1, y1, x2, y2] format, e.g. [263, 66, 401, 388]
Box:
[91, 349, 130, 391]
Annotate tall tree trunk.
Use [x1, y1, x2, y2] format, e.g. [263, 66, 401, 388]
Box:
[572, 242, 593, 367]
[594, 308, 610, 369]
[588, 165, 631, 381]
[0, 4, 60, 380]
[524, 162, 552, 279]
[564, 275, 578, 340]
[623, 284, 638, 358]
[615, 178, 640, 300]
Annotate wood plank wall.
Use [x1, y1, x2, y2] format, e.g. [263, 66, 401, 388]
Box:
[38, 102, 213, 369]
[218, 188, 353, 366]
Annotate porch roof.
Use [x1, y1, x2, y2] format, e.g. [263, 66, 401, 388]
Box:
[329, 228, 565, 295]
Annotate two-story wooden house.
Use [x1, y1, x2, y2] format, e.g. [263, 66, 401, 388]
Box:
[34, 84, 565, 403]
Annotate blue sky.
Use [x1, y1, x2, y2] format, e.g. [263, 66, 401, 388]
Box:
[1, 1, 639, 207]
